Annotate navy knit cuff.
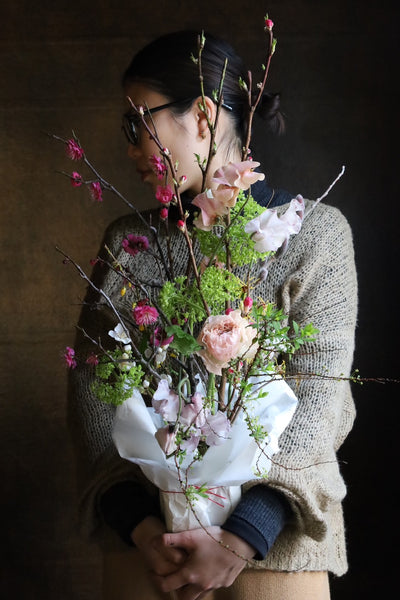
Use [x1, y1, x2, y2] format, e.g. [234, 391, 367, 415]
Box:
[100, 481, 161, 546]
[222, 485, 291, 560]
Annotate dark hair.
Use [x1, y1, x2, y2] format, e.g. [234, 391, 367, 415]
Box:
[122, 30, 284, 144]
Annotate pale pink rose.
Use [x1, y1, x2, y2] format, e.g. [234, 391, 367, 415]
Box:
[196, 310, 258, 375]
[201, 411, 231, 446]
[152, 379, 179, 421]
[244, 195, 305, 253]
[155, 426, 177, 455]
[212, 161, 265, 190]
[192, 186, 238, 231]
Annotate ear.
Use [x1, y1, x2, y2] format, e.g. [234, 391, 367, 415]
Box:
[193, 95, 217, 140]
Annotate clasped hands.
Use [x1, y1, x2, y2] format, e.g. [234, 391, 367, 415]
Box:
[131, 516, 256, 600]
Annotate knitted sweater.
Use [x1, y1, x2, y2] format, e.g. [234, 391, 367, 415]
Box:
[68, 196, 357, 576]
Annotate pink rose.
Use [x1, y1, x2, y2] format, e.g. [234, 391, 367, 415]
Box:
[244, 195, 305, 253]
[192, 186, 239, 230]
[212, 161, 265, 190]
[196, 310, 258, 375]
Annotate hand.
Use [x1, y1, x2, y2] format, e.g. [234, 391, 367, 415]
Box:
[131, 516, 186, 577]
[153, 526, 256, 600]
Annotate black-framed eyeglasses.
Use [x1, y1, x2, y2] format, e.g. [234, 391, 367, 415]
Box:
[122, 98, 232, 146]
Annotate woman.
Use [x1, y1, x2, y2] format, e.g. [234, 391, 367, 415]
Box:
[68, 31, 357, 600]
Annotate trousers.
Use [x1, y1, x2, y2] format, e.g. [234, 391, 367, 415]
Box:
[102, 550, 331, 600]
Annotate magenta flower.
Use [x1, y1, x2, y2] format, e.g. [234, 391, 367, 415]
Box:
[85, 353, 99, 366]
[265, 18, 274, 30]
[159, 207, 168, 220]
[71, 171, 83, 187]
[244, 195, 305, 253]
[122, 234, 149, 257]
[133, 301, 159, 326]
[66, 139, 84, 161]
[155, 185, 174, 205]
[63, 346, 77, 369]
[89, 181, 103, 202]
[149, 154, 168, 180]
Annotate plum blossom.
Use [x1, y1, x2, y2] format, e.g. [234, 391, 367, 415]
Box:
[108, 323, 131, 344]
[63, 346, 77, 369]
[89, 181, 103, 202]
[149, 154, 168, 179]
[133, 301, 159, 326]
[196, 310, 258, 375]
[66, 139, 84, 161]
[212, 160, 265, 190]
[244, 195, 305, 253]
[122, 234, 149, 257]
[156, 184, 174, 205]
[152, 379, 180, 421]
[85, 353, 99, 366]
[71, 171, 83, 187]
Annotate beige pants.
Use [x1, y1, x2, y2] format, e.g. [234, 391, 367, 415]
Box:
[103, 550, 331, 600]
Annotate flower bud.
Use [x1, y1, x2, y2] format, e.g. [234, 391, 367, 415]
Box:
[177, 220, 185, 231]
[160, 207, 168, 220]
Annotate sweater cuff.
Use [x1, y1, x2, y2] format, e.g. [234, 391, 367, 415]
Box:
[100, 481, 161, 546]
[221, 485, 291, 560]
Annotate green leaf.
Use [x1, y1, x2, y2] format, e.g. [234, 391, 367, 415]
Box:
[166, 325, 203, 355]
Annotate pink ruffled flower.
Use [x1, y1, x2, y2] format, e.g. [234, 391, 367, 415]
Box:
[133, 301, 159, 326]
[155, 426, 177, 454]
[149, 154, 168, 180]
[196, 310, 258, 375]
[244, 195, 305, 253]
[66, 139, 84, 161]
[89, 181, 103, 202]
[156, 185, 174, 205]
[122, 234, 149, 257]
[63, 346, 77, 369]
[192, 187, 238, 231]
[71, 171, 83, 187]
[201, 411, 231, 446]
[212, 161, 265, 190]
[152, 379, 179, 421]
[180, 392, 207, 428]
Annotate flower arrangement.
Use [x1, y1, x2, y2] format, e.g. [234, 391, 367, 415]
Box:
[54, 17, 346, 530]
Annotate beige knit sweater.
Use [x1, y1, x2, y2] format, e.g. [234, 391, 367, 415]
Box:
[68, 198, 357, 576]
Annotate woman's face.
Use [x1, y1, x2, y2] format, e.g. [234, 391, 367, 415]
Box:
[124, 82, 207, 197]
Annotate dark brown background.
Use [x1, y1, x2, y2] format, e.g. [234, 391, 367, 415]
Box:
[1, 1, 398, 598]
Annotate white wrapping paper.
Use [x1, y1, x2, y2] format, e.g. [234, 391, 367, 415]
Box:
[112, 376, 298, 531]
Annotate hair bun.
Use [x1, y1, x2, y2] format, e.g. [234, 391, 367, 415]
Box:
[255, 91, 285, 135]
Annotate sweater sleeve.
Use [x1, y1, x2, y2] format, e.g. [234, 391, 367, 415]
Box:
[250, 202, 358, 551]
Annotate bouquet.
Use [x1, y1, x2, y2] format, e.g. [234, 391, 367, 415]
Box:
[56, 17, 341, 532]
